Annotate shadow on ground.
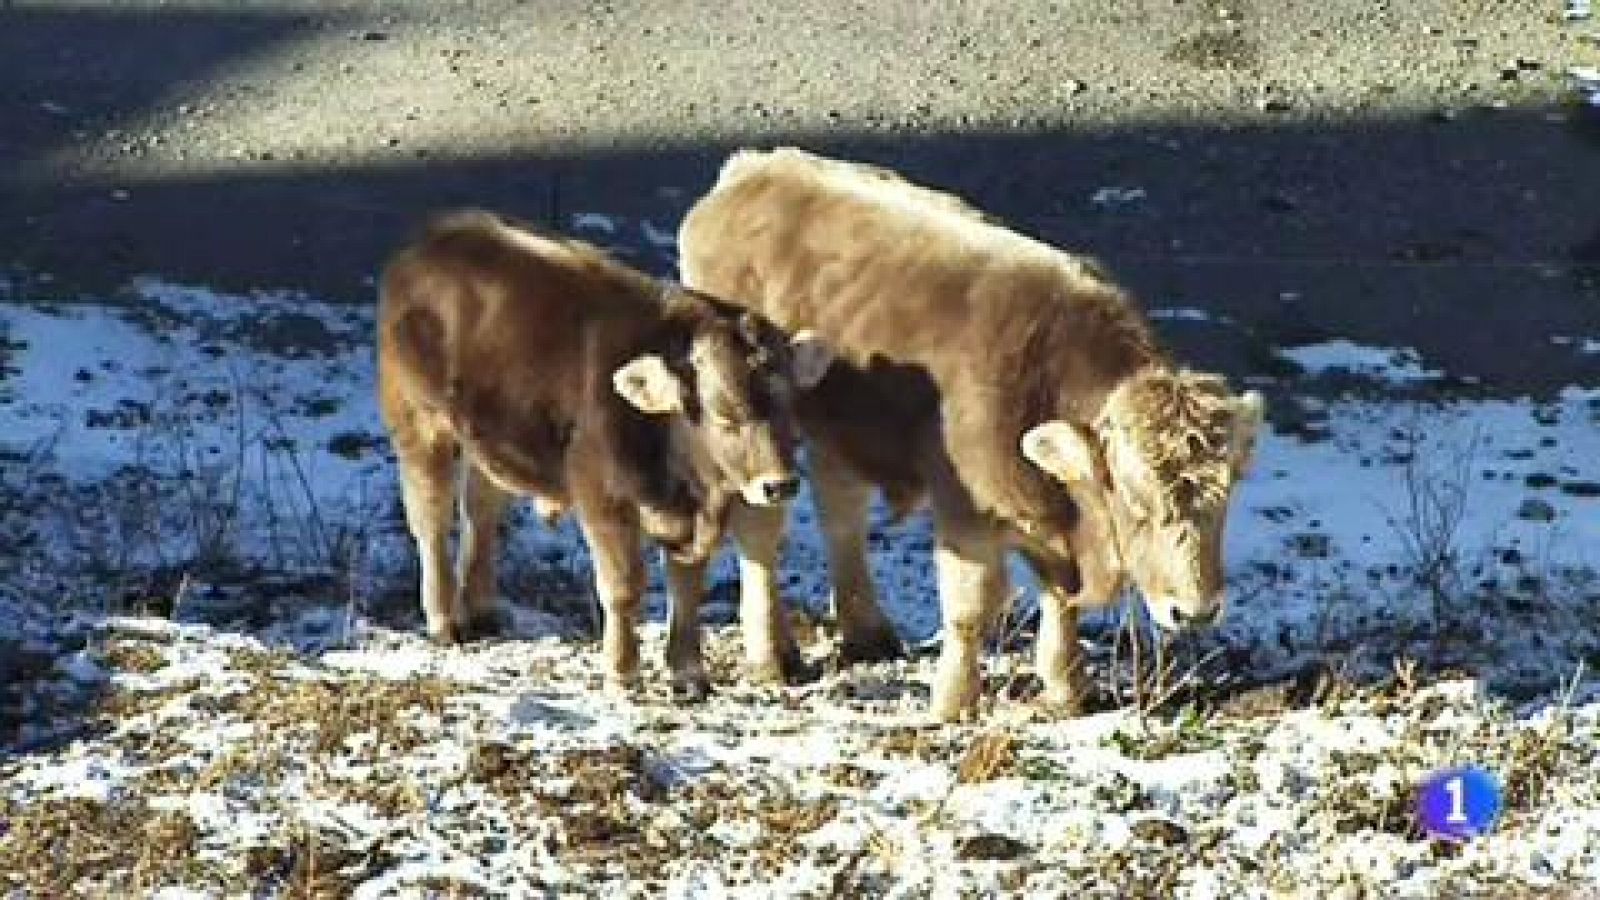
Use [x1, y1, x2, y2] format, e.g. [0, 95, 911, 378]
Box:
[6, 122, 1600, 395]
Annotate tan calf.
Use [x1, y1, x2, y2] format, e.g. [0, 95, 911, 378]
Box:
[679, 149, 1263, 721]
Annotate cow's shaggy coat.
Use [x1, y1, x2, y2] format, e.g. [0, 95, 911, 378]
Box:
[679, 148, 1262, 720]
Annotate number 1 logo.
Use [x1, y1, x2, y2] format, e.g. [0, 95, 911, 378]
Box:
[1444, 775, 1469, 824]
[1418, 766, 1502, 841]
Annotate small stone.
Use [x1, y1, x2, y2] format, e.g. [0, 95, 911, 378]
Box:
[1131, 817, 1190, 845]
[954, 832, 1032, 861]
[1517, 497, 1556, 522]
[1292, 533, 1331, 559]
[361, 30, 389, 41]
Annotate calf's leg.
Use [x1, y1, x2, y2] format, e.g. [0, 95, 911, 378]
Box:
[1034, 586, 1092, 716]
[1032, 533, 1124, 716]
[929, 508, 1008, 723]
[811, 452, 902, 664]
[385, 399, 464, 645]
[579, 515, 646, 692]
[457, 464, 511, 640]
[664, 555, 712, 700]
[729, 502, 812, 684]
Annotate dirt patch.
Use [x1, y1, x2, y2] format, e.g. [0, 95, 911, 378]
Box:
[1166, 28, 1260, 71]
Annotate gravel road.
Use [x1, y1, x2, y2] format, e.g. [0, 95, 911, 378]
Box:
[3, 0, 1599, 391]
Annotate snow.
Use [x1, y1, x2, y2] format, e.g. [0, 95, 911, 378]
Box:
[1571, 66, 1600, 106]
[1148, 306, 1212, 321]
[3, 279, 1600, 896]
[1275, 339, 1442, 382]
[1549, 334, 1600, 355]
[53, 649, 106, 685]
[1089, 186, 1148, 210]
[8, 752, 135, 802]
[642, 219, 679, 248]
[572, 212, 620, 233]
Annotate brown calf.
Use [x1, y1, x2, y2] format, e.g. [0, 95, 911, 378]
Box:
[679, 149, 1263, 721]
[377, 211, 832, 697]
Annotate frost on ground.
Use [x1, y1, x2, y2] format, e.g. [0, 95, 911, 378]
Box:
[2, 276, 1600, 897]
[3, 616, 1599, 898]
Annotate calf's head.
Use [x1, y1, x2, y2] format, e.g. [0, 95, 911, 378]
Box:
[1022, 370, 1264, 631]
[612, 294, 833, 507]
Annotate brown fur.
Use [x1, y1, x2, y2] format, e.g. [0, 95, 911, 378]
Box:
[378, 209, 820, 696]
[679, 148, 1262, 720]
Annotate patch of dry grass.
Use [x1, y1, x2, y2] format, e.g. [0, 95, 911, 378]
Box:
[465, 738, 694, 880]
[1500, 713, 1578, 817]
[92, 675, 202, 725]
[0, 796, 223, 896]
[870, 725, 945, 762]
[329, 765, 431, 819]
[194, 741, 291, 791]
[956, 729, 1019, 784]
[222, 671, 461, 756]
[228, 645, 300, 676]
[102, 638, 169, 674]
[242, 825, 380, 899]
[410, 876, 496, 898]
[1310, 750, 1421, 839]
[754, 794, 841, 875]
[821, 762, 883, 791]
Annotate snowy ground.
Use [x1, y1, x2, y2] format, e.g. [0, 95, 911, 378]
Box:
[2, 271, 1600, 897]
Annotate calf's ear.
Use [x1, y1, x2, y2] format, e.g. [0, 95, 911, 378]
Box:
[1227, 390, 1265, 476]
[1021, 421, 1099, 485]
[789, 330, 834, 389]
[613, 354, 685, 414]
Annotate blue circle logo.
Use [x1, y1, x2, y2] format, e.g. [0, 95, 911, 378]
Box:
[1416, 765, 1502, 841]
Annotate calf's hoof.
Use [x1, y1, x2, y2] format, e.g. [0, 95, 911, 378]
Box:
[1034, 684, 1089, 719]
[461, 608, 506, 642]
[747, 652, 820, 686]
[930, 675, 981, 724]
[671, 670, 714, 704]
[428, 621, 466, 647]
[838, 626, 905, 667]
[603, 672, 643, 699]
